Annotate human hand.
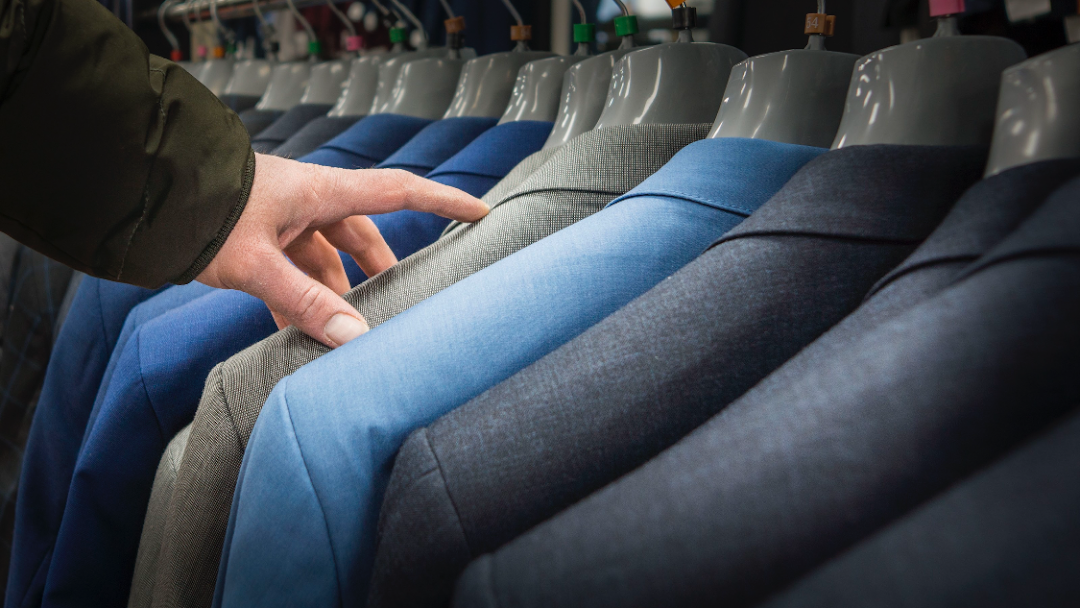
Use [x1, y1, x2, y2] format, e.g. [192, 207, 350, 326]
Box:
[196, 153, 489, 348]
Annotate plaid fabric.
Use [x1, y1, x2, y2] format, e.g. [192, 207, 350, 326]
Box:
[144, 123, 710, 608]
[0, 249, 73, 595]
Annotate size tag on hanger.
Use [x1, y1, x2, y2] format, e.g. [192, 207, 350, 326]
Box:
[1067, 14, 1080, 43]
[1004, 0, 1051, 22]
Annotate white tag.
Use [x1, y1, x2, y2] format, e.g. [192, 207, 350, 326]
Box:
[1004, 0, 1052, 22]
[1067, 15, 1080, 44]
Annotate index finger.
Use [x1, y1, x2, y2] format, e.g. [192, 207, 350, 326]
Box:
[305, 166, 490, 226]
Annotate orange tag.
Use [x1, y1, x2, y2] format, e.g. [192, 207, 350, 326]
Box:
[510, 24, 532, 41]
[825, 14, 836, 36]
[212, 46, 226, 58]
[444, 16, 465, 33]
[805, 13, 828, 34]
[665, 0, 687, 8]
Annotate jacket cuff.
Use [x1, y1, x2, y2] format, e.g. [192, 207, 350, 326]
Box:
[173, 149, 256, 284]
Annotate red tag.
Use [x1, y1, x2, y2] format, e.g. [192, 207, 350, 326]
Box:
[929, 0, 965, 17]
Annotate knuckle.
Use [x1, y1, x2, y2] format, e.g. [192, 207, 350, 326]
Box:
[292, 283, 328, 326]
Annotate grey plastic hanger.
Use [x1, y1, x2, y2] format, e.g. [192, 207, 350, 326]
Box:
[254, 0, 317, 110]
[220, 0, 274, 98]
[710, 1, 858, 147]
[194, 0, 235, 96]
[831, 0, 1026, 148]
[541, 2, 638, 148]
[498, 0, 591, 124]
[442, 0, 555, 118]
[984, 43, 1080, 177]
[594, 1, 747, 128]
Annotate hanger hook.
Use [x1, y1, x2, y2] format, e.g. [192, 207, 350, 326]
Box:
[389, 0, 428, 48]
[210, 0, 237, 47]
[249, 0, 278, 60]
[439, 0, 455, 19]
[499, 0, 525, 27]
[158, 0, 182, 52]
[325, 0, 358, 38]
[284, 0, 319, 57]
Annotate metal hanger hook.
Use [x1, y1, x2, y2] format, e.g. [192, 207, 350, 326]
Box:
[325, 0, 358, 37]
[158, 0, 182, 51]
[500, 0, 525, 27]
[284, 0, 319, 55]
[389, 0, 428, 47]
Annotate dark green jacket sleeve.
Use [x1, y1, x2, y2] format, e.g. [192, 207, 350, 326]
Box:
[0, 0, 255, 288]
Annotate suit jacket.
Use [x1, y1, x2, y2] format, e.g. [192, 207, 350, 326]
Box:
[7, 278, 163, 608]
[250, 104, 333, 154]
[368, 147, 1065, 608]
[450, 176, 1080, 608]
[149, 124, 710, 608]
[127, 424, 191, 608]
[761, 405, 1080, 608]
[374, 117, 498, 175]
[0, 250, 72, 599]
[130, 128, 558, 608]
[211, 132, 817, 608]
[271, 116, 361, 160]
[298, 114, 434, 169]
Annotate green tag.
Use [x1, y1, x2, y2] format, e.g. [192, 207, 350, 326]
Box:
[307, 40, 322, 55]
[573, 23, 596, 43]
[389, 27, 407, 43]
[613, 15, 639, 37]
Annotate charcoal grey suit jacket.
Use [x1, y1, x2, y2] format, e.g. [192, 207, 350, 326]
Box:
[145, 123, 711, 608]
[759, 404, 1080, 608]
[369, 144, 1034, 608]
[450, 176, 1080, 608]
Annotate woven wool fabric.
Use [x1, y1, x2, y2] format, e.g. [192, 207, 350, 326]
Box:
[298, 114, 433, 170]
[451, 176, 1080, 608]
[128, 124, 559, 608]
[270, 116, 361, 160]
[249, 104, 333, 154]
[235, 108, 283, 138]
[373, 155, 1080, 608]
[127, 425, 190, 608]
[7, 279, 162, 608]
[0, 250, 71, 599]
[147, 123, 709, 608]
[758, 405, 1080, 608]
[213, 136, 825, 608]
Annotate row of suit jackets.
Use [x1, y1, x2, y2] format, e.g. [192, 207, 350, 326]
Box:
[8, 105, 1080, 608]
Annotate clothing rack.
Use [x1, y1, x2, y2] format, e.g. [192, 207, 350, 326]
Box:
[161, 0, 348, 22]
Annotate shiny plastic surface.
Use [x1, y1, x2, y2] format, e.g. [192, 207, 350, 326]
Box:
[222, 59, 273, 97]
[369, 48, 456, 114]
[328, 55, 397, 117]
[499, 55, 588, 124]
[710, 49, 857, 147]
[196, 58, 235, 97]
[832, 36, 1026, 149]
[443, 51, 555, 118]
[594, 42, 747, 128]
[255, 62, 312, 111]
[376, 56, 467, 119]
[299, 60, 350, 104]
[543, 48, 634, 149]
[985, 44, 1080, 176]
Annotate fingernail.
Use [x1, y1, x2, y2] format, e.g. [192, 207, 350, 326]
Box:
[325, 313, 368, 346]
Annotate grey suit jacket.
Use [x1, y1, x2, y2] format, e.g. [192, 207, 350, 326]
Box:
[368, 144, 1022, 608]
[127, 424, 190, 608]
[758, 405, 1080, 608]
[145, 123, 710, 608]
[450, 176, 1080, 608]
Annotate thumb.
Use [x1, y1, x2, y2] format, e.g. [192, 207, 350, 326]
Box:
[245, 247, 370, 348]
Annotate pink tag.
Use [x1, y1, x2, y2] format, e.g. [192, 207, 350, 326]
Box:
[196, 45, 208, 58]
[929, 0, 965, 16]
[346, 35, 363, 51]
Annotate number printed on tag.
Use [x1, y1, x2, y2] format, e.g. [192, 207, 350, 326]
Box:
[1004, 0, 1051, 22]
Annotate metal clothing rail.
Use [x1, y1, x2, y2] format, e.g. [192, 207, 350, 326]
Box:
[160, 0, 348, 22]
